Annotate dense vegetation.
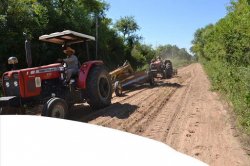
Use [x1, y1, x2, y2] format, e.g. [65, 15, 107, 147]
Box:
[0, 0, 192, 69]
[0, 0, 192, 96]
[191, 0, 250, 133]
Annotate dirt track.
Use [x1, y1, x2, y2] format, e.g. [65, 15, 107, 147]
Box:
[70, 63, 250, 166]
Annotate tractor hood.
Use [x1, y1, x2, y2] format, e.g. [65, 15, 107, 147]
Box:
[2, 63, 63, 98]
[3, 63, 63, 78]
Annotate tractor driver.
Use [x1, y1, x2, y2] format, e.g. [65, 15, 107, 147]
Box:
[61, 47, 79, 83]
[156, 56, 161, 61]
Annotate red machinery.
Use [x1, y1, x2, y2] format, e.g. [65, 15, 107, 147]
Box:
[149, 58, 173, 79]
[0, 30, 112, 118]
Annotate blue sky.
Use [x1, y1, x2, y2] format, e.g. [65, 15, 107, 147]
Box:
[105, 0, 231, 52]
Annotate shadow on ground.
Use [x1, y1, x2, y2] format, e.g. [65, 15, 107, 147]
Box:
[69, 102, 138, 123]
[155, 81, 182, 88]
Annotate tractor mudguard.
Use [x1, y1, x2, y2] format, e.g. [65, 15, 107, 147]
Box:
[77, 61, 104, 89]
[0, 96, 20, 108]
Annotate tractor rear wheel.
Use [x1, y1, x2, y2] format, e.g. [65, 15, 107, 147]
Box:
[165, 60, 173, 79]
[42, 98, 68, 119]
[87, 65, 112, 109]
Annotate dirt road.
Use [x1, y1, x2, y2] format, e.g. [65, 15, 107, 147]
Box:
[71, 63, 250, 166]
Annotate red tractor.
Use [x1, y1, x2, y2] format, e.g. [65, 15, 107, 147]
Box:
[0, 30, 112, 118]
[149, 57, 173, 79]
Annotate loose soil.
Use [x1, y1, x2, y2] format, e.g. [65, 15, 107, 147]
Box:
[69, 63, 250, 166]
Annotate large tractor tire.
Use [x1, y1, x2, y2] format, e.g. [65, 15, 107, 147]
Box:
[42, 98, 69, 119]
[87, 65, 112, 109]
[165, 60, 173, 79]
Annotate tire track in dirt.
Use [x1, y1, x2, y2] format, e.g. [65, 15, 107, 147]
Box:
[88, 74, 188, 130]
[93, 87, 161, 126]
[121, 87, 177, 134]
[76, 84, 163, 126]
[162, 67, 196, 143]
[73, 87, 148, 123]
[91, 83, 178, 127]
[140, 68, 194, 143]
[72, 63, 250, 166]
[72, 70, 190, 129]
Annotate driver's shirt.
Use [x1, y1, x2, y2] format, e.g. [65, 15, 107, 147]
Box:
[63, 55, 79, 70]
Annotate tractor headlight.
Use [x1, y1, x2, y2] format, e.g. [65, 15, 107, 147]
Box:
[14, 81, 18, 87]
[5, 82, 10, 88]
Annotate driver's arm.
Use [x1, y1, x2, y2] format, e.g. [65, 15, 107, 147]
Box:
[63, 55, 78, 66]
[63, 55, 77, 65]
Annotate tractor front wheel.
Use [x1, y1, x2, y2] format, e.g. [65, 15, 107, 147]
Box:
[42, 98, 69, 119]
[114, 81, 123, 97]
[87, 65, 112, 109]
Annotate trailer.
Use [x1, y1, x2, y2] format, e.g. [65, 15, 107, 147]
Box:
[110, 61, 155, 96]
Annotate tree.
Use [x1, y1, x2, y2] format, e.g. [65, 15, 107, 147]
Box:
[114, 16, 141, 48]
[114, 16, 139, 39]
[0, 0, 126, 69]
[114, 16, 141, 62]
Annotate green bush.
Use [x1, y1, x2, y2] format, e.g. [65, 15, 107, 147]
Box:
[192, 0, 250, 134]
[202, 59, 250, 133]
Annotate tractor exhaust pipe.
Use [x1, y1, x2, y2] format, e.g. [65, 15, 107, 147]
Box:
[23, 32, 32, 68]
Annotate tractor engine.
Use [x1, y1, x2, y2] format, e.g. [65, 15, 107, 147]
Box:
[0, 30, 113, 118]
[2, 72, 20, 97]
[149, 59, 173, 79]
[1, 63, 65, 107]
[150, 60, 164, 73]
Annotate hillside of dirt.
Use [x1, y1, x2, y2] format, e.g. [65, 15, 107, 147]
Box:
[70, 63, 250, 166]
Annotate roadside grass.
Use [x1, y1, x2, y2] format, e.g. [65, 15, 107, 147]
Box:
[202, 60, 250, 134]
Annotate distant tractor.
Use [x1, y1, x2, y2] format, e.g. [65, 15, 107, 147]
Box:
[0, 30, 112, 118]
[149, 57, 173, 79]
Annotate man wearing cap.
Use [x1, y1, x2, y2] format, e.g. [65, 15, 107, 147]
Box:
[62, 47, 79, 83]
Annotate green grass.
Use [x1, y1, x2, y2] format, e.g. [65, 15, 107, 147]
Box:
[202, 59, 250, 134]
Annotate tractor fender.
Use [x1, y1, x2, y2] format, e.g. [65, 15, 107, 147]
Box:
[77, 60, 104, 89]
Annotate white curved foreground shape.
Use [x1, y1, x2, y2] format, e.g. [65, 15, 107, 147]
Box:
[0, 116, 208, 166]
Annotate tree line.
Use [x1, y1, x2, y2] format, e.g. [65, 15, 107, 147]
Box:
[0, 0, 192, 74]
[191, 0, 250, 133]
